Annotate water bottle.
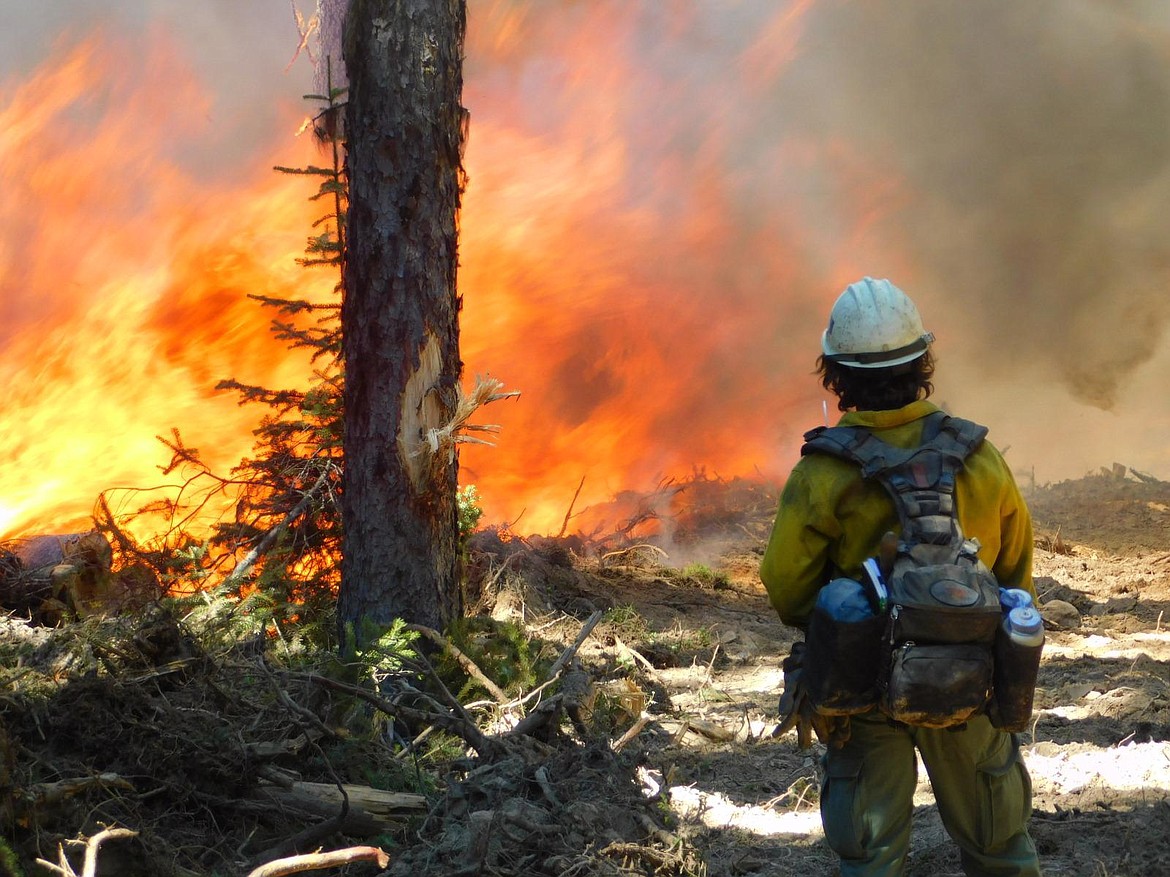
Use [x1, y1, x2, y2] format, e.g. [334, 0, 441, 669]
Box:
[990, 602, 1045, 731]
[1006, 606, 1045, 647]
[815, 577, 875, 621]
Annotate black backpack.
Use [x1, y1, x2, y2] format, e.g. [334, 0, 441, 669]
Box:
[800, 411, 1005, 728]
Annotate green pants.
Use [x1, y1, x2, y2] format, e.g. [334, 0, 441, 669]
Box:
[820, 714, 1041, 876]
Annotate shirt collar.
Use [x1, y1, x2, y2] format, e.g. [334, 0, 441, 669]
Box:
[837, 399, 940, 430]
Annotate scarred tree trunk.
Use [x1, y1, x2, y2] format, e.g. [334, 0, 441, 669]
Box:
[339, 0, 466, 646]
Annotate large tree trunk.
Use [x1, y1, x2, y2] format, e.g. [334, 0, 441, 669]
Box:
[338, 0, 467, 646]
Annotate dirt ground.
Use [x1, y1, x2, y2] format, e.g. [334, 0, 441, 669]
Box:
[568, 470, 1170, 877]
[4, 470, 1169, 876]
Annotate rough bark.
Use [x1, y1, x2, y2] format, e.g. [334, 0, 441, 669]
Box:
[338, 0, 467, 645]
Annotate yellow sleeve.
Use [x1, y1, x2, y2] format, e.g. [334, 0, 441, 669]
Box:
[957, 441, 1036, 599]
[991, 454, 1035, 600]
[759, 463, 839, 629]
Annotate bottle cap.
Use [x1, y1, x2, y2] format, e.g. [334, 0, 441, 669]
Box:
[999, 588, 1033, 610]
[1008, 606, 1043, 635]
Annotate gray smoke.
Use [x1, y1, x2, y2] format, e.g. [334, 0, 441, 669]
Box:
[774, 0, 1170, 409]
[0, 0, 312, 170]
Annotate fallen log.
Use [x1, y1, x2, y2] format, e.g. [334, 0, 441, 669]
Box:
[1129, 467, 1164, 484]
[302, 672, 506, 759]
[0, 532, 112, 621]
[0, 531, 160, 621]
[24, 773, 134, 810]
[246, 730, 325, 760]
[252, 781, 426, 836]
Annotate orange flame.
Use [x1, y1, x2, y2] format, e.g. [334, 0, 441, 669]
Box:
[458, 1, 893, 531]
[1, 4, 909, 542]
[0, 32, 332, 539]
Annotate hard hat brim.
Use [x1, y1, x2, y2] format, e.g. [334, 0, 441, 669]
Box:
[821, 333, 934, 369]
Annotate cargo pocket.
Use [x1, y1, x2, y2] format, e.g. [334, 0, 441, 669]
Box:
[976, 742, 1032, 852]
[820, 753, 866, 859]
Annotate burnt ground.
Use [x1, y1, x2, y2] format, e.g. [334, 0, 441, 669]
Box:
[3, 470, 1169, 876]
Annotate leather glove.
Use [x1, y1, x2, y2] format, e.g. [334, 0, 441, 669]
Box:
[773, 642, 852, 750]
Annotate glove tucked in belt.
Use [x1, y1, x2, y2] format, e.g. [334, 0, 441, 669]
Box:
[774, 642, 851, 749]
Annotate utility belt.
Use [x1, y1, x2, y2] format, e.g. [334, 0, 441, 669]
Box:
[797, 410, 1043, 732]
[802, 563, 1042, 731]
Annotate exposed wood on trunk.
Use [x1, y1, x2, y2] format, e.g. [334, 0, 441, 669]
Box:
[398, 331, 446, 492]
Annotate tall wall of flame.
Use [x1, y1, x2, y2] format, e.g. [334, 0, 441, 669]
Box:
[3, 0, 1170, 538]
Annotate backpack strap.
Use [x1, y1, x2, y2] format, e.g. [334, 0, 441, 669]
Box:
[801, 411, 989, 564]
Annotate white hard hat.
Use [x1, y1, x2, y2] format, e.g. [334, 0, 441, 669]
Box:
[821, 277, 934, 369]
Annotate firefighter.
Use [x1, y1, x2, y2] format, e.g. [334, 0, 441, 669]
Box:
[760, 277, 1042, 876]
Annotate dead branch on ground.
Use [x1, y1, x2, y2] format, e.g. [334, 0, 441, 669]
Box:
[601, 544, 668, 569]
[546, 609, 603, 680]
[407, 623, 508, 703]
[246, 845, 389, 877]
[36, 827, 138, 877]
[300, 673, 506, 759]
[612, 711, 654, 753]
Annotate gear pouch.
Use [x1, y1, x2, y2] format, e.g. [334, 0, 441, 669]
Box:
[804, 607, 885, 716]
[888, 563, 1002, 644]
[883, 642, 992, 728]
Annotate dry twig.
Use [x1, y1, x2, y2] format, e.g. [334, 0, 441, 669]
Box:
[407, 623, 509, 703]
[246, 845, 390, 877]
[36, 827, 138, 877]
[558, 475, 587, 539]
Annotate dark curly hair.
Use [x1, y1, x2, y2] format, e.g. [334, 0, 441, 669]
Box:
[817, 350, 935, 412]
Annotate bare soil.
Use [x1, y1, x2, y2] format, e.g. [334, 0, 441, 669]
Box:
[575, 471, 1170, 877]
[3, 471, 1169, 876]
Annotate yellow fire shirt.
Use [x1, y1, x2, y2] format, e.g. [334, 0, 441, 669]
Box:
[760, 400, 1035, 628]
